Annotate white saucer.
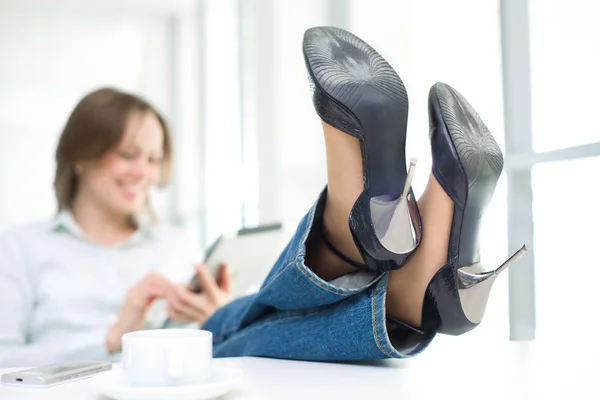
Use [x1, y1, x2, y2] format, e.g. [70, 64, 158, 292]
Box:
[93, 368, 242, 400]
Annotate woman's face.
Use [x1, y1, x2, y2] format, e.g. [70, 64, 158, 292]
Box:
[77, 111, 165, 218]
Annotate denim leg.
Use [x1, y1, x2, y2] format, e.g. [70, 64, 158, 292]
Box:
[202, 189, 436, 360]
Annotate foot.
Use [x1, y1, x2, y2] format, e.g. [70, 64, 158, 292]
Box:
[308, 122, 454, 332]
[303, 26, 421, 272]
[389, 83, 524, 336]
[305, 122, 365, 280]
[385, 173, 454, 327]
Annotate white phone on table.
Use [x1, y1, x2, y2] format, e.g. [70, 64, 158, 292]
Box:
[1, 361, 111, 388]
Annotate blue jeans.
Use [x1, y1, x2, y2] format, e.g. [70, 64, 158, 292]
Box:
[203, 190, 435, 361]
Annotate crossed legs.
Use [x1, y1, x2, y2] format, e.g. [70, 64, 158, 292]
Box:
[305, 122, 454, 328]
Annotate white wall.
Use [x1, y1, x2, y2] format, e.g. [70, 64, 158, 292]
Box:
[273, 0, 330, 225]
[201, 0, 244, 245]
[234, 0, 331, 232]
[0, 5, 174, 232]
[0, 1, 208, 243]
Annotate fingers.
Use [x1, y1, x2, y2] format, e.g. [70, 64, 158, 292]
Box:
[176, 285, 210, 313]
[146, 272, 173, 290]
[217, 264, 232, 294]
[167, 303, 189, 322]
[167, 302, 206, 323]
[194, 263, 219, 299]
[129, 273, 174, 312]
[167, 285, 212, 323]
[144, 274, 174, 299]
[146, 282, 170, 299]
[135, 285, 167, 312]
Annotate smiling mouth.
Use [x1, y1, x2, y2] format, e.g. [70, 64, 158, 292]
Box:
[120, 184, 147, 200]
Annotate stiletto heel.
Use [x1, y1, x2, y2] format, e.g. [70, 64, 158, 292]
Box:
[457, 244, 527, 326]
[302, 26, 422, 272]
[417, 82, 527, 336]
[375, 158, 418, 255]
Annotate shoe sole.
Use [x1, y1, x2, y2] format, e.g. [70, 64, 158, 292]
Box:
[425, 82, 503, 335]
[303, 26, 419, 271]
[434, 82, 503, 267]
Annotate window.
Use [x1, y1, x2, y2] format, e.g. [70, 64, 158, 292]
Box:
[532, 157, 600, 340]
[530, 0, 600, 153]
[0, 7, 168, 231]
[529, 0, 600, 341]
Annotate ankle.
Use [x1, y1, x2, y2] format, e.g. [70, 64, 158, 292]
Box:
[386, 261, 431, 327]
[384, 173, 454, 328]
[305, 216, 359, 281]
[322, 198, 364, 266]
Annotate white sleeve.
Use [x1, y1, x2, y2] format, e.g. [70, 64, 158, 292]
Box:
[0, 232, 120, 367]
[0, 231, 45, 367]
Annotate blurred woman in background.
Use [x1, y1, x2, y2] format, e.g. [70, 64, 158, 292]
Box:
[0, 88, 232, 367]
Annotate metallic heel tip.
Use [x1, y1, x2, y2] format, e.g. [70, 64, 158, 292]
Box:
[402, 159, 417, 200]
[458, 243, 530, 324]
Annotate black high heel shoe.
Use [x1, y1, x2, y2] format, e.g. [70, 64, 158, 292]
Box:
[419, 82, 527, 336]
[302, 26, 422, 273]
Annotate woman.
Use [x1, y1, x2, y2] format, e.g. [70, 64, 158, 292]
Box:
[1, 25, 525, 366]
[199, 26, 527, 359]
[0, 88, 232, 367]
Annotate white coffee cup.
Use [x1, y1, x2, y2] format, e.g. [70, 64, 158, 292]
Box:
[122, 329, 213, 386]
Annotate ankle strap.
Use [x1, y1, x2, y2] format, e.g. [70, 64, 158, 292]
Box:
[386, 316, 430, 354]
[322, 232, 368, 270]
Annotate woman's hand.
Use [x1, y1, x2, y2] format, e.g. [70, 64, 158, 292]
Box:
[106, 272, 174, 353]
[166, 263, 232, 325]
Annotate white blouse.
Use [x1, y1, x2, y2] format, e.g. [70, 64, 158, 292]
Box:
[0, 211, 203, 367]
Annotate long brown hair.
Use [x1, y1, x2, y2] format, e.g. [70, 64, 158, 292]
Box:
[54, 87, 172, 216]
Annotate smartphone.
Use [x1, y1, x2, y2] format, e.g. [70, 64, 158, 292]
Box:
[160, 235, 224, 328]
[1, 361, 112, 388]
[187, 234, 224, 293]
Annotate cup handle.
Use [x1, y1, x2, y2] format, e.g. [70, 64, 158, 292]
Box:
[165, 346, 183, 381]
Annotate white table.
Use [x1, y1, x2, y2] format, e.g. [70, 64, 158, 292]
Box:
[1, 336, 598, 400]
